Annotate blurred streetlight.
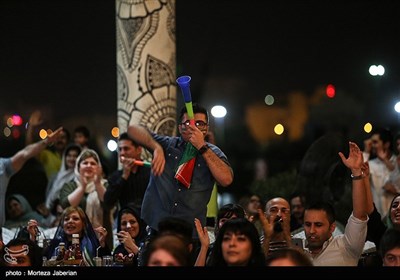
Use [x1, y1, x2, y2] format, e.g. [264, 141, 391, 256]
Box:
[211, 105, 227, 146]
[369, 65, 385, 76]
[107, 139, 118, 152]
[395, 101, 400, 123]
[211, 105, 227, 118]
[368, 64, 385, 124]
[395, 101, 400, 113]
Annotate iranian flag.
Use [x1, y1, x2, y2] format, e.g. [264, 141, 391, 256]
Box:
[175, 143, 197, 188]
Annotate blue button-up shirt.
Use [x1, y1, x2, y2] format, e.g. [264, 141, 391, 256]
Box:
[141, 134, 231, 238]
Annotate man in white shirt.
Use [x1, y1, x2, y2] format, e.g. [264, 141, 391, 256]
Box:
[303, 141, 368, 266]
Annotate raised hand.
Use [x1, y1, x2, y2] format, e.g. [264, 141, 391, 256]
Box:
[45, 127, 63, 146]
[338, 141, 363, 172]
[28, 110, 43, 126]
[194, 218, 209, 249]
[27, 219, 39, 241]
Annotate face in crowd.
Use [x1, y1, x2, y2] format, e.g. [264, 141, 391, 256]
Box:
[63, 209, 84, 236]
[120, 213, 140, 239]
[390, 196, 400, 227]
[303, 209, 335, 252]
[178, 112, 209, 142]
[290, 196, 305, 221]
[265, 198, 291, 232]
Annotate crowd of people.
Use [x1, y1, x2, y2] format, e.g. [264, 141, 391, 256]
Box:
[1, 105, 400, 268]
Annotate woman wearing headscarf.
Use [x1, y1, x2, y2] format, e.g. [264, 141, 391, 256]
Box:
[42, 206, 110, 266]
[45, 144, 82, 214]
[59, 149, 108, 229]
[113, 205, 147, 266]
[4, 194, 46, 229]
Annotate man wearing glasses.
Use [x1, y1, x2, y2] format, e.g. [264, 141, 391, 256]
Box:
[126, 103, 233, 256]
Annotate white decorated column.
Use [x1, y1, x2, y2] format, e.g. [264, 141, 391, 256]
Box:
[116, 0, 177, 159]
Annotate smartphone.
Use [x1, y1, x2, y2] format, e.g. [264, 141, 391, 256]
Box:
[291, 238, 304, 250]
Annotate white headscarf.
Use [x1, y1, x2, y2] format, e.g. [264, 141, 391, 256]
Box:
[74, 149, 107, 228]
[45, 144, 82, 210]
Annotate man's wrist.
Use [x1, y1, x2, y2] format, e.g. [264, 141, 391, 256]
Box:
[351, 171, 364, 180]
[198, 145, 209, 155]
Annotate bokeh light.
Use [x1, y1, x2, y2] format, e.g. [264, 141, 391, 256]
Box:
[111, 127, 119, 138]
[326, 84, 336, 98]
[211, 105, 227, 118]
[394, 101, 400, 113]
[39, 129, 48, 139]
[107, 139, 118, 152]
[264, 95, 275, 105]
[369, 65, 385, 76]
[274, 124, 284, 135]
[3, 127, 11, 137]
[364, 122, 373, 133]
[12, 115, 23, 126]
[6, 117, 13, 127]
[12, 128, 21, 139]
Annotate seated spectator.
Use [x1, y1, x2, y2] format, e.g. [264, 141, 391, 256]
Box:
[194, 203, 246, 266]
[260, 197, 293, 255]
[2, 237, 42, 267]
[42, 206, 110, 265]
[43, 143, 82, 217]
[385, 194, 400, 231]
[289, 192, 307, 233]
[142, 235, 190, 266]
[113, 206, 146, 266]
[206, 218, 265, 266]
[139, 216, 195, 266]
[302, 141, 368, 266]
[47, 199, 64, 229]
[238, 194, 263, 236]
[265, 247, 313, 266]
[380, 229, 400, 266]
[4, 194, 46, 229]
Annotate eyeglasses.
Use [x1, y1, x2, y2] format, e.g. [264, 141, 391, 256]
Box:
[180, 120, 208, 129]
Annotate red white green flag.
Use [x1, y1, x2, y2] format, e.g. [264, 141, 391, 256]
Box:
[175, 143, 198, 188]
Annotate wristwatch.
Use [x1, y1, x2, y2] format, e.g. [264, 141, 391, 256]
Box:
[198, 145, 209, 154]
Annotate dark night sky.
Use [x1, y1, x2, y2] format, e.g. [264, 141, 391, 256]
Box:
[1, 0, 400, 200]
[176, 0, 400, 125]
[1, 0, 400, 154]
[1, 0, 400, 121]
[0, 0, 116, 122]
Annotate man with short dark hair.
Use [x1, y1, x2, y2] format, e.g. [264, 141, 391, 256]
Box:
[104, 132, 150, 214]
[380, 229, 400, 266]
[126, 103, 233, 239]
[289, 192, 306, 232]
[303, 141, 368, 266]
